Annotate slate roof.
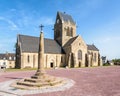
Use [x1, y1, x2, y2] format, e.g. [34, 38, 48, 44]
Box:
[63, 35, 99, 51]
[0, 54, 5, 60]
[58, 12, 75, 24]
[0, 53, 15, 60]
[18, 35, 64, 54]
[87, 44, 99, 51]
[63, 36, 78, 48]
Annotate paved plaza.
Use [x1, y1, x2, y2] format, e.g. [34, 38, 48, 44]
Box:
[0, 66, 120, 96]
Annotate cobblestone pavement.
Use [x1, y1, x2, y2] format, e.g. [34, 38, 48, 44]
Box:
[0, 66, 120, 96]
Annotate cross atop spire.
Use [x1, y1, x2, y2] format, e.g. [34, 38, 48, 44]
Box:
[39, 24, 44, 32]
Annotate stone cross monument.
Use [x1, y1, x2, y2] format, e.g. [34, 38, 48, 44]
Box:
[35, 24, 45, 76]
[11, 24, 67, 90]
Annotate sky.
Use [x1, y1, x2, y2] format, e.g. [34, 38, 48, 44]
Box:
[0, 0, 120, 60]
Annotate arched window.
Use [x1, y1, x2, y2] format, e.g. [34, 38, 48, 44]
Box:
[61, 56, 64, 63]
[66, 27, 73, 37]
[70, 27, 73, 36]
[55, 29, 61, 38]
[94, 53, 96, 62]
[56, 31, 59, 38]
[78, 50, 82, 60]
[28, 55, 30, 63]
[66, 27, 69, 36]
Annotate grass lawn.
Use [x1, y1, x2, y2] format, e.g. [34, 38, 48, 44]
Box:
[4, 65, 116, 72]
[5, 68, 37, 72]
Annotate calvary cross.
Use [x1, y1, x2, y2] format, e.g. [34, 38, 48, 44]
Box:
[39, 24, 44, 32]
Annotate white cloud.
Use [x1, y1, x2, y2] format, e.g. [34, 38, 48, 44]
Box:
[15, 9, 54, 29]
[0, 16, 19, 30]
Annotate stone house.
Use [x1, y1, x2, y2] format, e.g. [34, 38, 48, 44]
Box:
[0, 53, 15, 68]
[15, 11, 102, 69]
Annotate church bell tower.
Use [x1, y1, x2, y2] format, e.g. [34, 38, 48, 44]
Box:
[54, 11, 76, 46]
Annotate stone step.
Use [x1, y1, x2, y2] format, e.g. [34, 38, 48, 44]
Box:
[24, 77, 56, 83]
[31, 74, 54, 79]
[17, 81, 48, 87]
[17, 78, 63, 87]
[24, 78, 43, 83]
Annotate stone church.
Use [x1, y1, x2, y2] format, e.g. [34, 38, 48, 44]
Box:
[15, 11, 102, 69]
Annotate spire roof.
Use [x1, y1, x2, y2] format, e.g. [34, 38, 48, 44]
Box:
[58, 11, 75, 24]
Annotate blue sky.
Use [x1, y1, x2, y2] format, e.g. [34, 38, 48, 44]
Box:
[0, 0, 120, 59]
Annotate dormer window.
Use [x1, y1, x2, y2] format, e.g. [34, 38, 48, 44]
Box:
[9, 56, 12, 60]
[14, 57, 16, 60]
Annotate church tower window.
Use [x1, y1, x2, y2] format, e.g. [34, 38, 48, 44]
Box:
[66, 27, 73, 37]
[78, 50, 82, 60]
[66, 27, 70, 36]
[56, 30, 60, 38]
[70, 27, 73, 36]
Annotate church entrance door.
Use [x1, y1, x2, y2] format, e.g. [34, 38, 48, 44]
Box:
[50, 62, 54, 68]
[79, 61, 81, 67]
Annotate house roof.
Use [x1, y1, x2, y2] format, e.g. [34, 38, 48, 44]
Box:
[18, 34, 64, 54]
[87, 44, 99, 51]
[58, 11, 75, 24]
[0, 54, 5, 60]
[0, 53, 15, 60]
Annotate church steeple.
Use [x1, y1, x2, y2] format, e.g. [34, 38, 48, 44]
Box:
[54, 11, 76, 46]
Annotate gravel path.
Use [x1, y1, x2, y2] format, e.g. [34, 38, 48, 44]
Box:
[0, 66, 120, 96]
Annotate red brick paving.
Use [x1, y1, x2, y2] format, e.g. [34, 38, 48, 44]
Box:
[0, 66, 120, 96]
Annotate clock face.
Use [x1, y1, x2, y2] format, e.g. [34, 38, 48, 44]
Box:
[57, 19, 59, 23]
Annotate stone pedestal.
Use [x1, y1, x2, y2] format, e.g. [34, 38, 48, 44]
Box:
[11, 74, 65, 90]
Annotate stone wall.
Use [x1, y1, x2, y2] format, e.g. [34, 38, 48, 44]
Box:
[7, 60, 15, 68]
[62, 21, 76, 46]
[71, 36, 87, 67]
[88, 50, 99, 67]
[0, 59, 15, 68]
[20, 52, 65, 69]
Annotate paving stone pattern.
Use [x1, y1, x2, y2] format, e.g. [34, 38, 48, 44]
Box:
[0, 66, 120, 96]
